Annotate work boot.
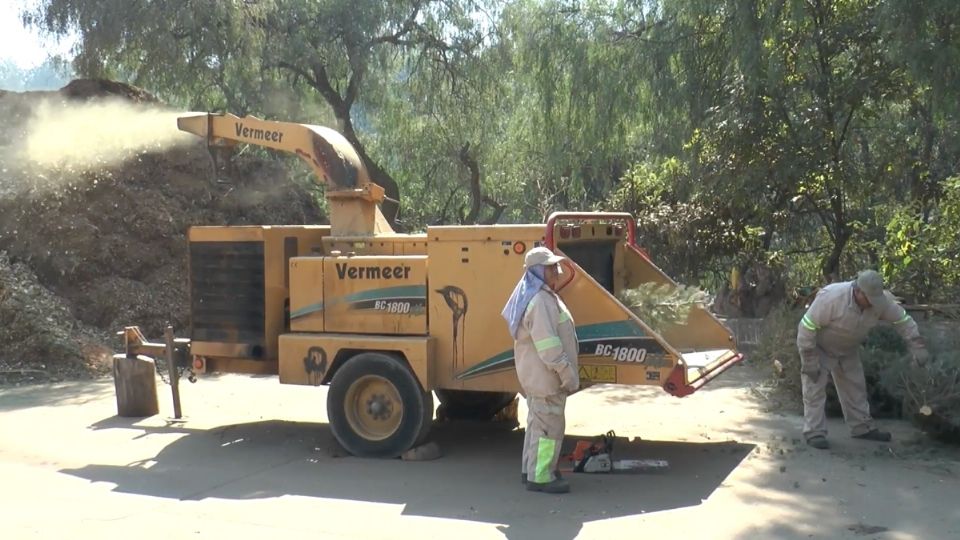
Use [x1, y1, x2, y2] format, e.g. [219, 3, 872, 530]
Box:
[521, 470, 561, 485]
[526, 478, 570, 494]
[853, 429, 892, 442]
[806, 436, 829, 450]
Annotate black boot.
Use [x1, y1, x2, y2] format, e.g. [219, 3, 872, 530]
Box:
[853, 429, 891, 442]
[526, 478, 570, 494]
[806, 436, 829, 449]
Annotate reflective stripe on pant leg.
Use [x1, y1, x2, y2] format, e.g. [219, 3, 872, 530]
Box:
[526, 395, 566, 483]
[525, 397, 547, 482]
[535, 437, 557, 483]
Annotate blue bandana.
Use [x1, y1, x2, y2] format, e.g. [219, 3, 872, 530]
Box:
[501, 265, 546, 339]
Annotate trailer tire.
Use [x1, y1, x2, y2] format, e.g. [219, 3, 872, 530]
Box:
[327, 352, 432, 458]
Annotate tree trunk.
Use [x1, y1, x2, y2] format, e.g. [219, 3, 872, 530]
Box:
[459, 143, 483, 223]
[458, 142, 506, 224]
[821, 226, 849, 283]
[334, 110, 402, 227]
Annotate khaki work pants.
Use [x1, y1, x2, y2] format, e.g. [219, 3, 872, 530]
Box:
[521, 394, 567, 484]
[802, 352, 873, 440]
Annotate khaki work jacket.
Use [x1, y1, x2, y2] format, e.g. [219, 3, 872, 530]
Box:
[514, 289, 579, 398]
[797, 281, 921, 362]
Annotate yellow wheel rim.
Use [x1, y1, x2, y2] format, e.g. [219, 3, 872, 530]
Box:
[344, 375, 403, 441]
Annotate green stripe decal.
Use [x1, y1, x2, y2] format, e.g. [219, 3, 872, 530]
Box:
[536, 437, 557, 483]
[344, 285, 427, 303]
[294, 286, 427, 318]
[558, 310, 571, 323]
[456, 349, 515, 379]
[535, 336, 562, 352]
[456, 320, 646, 380]
[291, 301, 324, 319]
[801, 315, 819, 331]
[577, 320, 646, 340]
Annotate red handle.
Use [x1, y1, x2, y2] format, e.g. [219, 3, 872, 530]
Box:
[544, 212, 637, 250]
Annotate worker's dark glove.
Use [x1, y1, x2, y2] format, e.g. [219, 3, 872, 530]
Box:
[911, 347, 930, 368]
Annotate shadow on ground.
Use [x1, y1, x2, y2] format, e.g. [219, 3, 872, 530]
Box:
[64, 418, 754, 540]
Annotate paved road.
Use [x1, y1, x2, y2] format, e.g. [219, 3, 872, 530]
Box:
[1, 366, 957, 539]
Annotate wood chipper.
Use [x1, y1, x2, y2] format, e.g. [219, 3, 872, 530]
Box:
[116, 112, 744, 458]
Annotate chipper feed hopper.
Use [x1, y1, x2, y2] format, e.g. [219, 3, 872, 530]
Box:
[117, 112, 744, 458]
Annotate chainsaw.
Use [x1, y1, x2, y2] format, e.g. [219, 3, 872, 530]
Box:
[563, 430, 669, 474]
[568, 430, 615, 473]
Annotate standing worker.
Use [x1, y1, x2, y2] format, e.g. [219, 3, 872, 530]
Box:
[502, 246, 580, 494]
[797, 270, 929, 449]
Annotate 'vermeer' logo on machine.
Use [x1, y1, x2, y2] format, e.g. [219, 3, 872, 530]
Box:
[234, 122, 284, 143]
[335, 263, 412, 280]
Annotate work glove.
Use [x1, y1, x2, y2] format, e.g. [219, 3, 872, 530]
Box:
[560, 366, 580, 395]
[911, 347, 930, 368]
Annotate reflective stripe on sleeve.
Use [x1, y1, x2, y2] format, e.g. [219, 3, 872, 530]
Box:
[801, 315, 820, 331]
[535, 336, 562, 352]
[893, 313, 913, 325]
[558, 309, 571, 323]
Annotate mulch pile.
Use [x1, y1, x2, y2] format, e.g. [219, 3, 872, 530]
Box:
[0, 79, 324, 384]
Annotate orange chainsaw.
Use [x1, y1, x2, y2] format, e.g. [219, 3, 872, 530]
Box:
[563, 430, 670, 474]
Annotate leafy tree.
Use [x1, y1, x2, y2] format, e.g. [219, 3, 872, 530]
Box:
[25, 0, 485, 226]
[0, 59, 72, 91]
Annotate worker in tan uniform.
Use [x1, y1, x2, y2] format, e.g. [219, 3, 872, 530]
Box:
[797, 270, 928, 449]
[501, 246, 579, 494]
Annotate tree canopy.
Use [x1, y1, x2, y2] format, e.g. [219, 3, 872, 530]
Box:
[25, 0, 960, 301]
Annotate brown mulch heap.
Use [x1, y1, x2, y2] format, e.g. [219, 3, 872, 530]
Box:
[0, 79, 324, 384]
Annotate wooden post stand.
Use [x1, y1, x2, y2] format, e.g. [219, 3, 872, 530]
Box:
[112, 354, 159, 417]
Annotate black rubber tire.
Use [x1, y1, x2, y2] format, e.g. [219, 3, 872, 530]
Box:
[415, 391, 435, 445]
[327, 352, 430, 458]
[435, 389, 517, 421]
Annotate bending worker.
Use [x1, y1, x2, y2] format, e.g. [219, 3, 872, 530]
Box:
[501, 246, 579, 494]
[797, 270, 928, 449]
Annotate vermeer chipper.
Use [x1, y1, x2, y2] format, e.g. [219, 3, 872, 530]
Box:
[116, 112, 744, 458]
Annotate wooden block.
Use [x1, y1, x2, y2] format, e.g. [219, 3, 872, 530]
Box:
[401, 441, 442, 461]
[112, 355, 159, 418]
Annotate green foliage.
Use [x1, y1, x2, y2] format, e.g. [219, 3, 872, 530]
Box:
[872, 326, 960, 442]
[0, 59, 72, 91]
[20, 0, 960, 296]
[752, 303, 803, 405]
[881, 177, 960, 302]
[616, 282, 708, 333]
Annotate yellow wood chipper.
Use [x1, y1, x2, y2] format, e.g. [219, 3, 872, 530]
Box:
[118, 112, 744, 458]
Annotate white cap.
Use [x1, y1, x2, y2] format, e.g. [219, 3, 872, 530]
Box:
[524, 246, 565, 269]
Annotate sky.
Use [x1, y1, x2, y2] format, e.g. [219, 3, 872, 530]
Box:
[1, 0, 75, 68]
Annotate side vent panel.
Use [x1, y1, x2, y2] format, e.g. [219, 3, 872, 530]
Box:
[190, 241, 266, 356]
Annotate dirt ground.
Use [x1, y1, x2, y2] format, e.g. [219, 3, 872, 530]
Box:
[1, 360, 957, 540]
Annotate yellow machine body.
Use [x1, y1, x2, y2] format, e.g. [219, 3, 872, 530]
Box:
[188, 220, 739, 398]
[122, 111, 746, 457]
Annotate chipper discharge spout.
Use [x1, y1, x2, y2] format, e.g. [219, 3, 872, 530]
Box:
[177, 112, 393, 237]
[545, 212, 743, 397]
